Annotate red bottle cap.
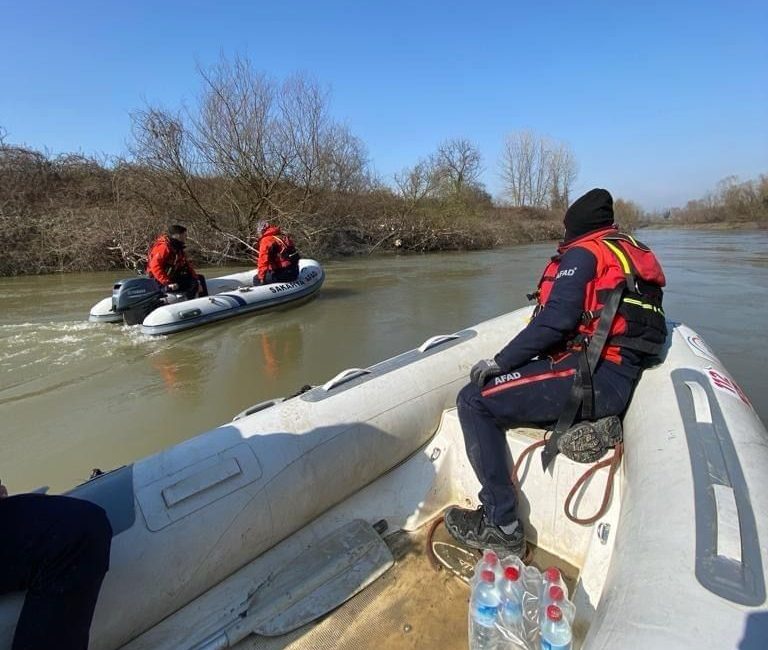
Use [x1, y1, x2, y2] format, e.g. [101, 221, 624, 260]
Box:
[481, 570, 495, 583]
[504, 566, 520, 581]
[544, 567, 561, 582]
[549, 586, 564, 601]
[547, 605, 563, 621]
[483, 550, 499, 565]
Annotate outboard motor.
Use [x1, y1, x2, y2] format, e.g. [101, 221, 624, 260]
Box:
[112, 277, 165, 326]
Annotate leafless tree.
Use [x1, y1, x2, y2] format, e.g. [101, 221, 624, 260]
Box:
[130, 54, 371, 251]
[393, 156, 441, 212]
[500, 130, 577, 208]
[434, 138, 483, 197]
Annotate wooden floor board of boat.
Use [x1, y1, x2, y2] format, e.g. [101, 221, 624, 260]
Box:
[234, 521, 578, 649]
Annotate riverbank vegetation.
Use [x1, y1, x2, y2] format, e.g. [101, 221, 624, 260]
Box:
[1, 55, 764, 276]
[653, 175, 768, 228]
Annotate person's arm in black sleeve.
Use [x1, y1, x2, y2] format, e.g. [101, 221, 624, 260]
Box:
[494, 247, 597, 371]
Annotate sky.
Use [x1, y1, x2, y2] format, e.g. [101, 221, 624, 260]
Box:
[1, 0, 766, 210]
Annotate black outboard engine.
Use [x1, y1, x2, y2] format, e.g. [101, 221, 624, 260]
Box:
[112, 277, 165, 325]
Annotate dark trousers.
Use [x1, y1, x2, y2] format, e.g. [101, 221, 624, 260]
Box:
[456, 353, 635, 527]
[0, 494, 112, 650]
[175, 273, 207, 299]
[254, 268, 299, 285]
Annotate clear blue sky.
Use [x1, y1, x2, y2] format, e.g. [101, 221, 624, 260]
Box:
[2, 0, 766, 210]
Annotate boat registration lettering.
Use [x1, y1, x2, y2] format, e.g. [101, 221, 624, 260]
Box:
[269, 280, 304, 293]
[267, 269, 319, 294]
[707, 367, 752, 407]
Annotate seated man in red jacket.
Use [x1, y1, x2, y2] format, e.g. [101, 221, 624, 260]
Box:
[146, 225, 207, 299]
[253, 221, 301, 285]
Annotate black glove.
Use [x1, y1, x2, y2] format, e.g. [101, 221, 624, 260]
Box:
[470, 359, 502, 387]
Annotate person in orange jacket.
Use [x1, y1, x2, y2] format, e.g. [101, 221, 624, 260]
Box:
[146, 224, 207, 299]
[253, 221, 301, 285]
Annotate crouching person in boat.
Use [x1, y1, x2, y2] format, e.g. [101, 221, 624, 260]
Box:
[147, 224, 208, 299]
[445, 188, 667, 556]
[0, 479, 112, 649]
[252, 221, 301, 285]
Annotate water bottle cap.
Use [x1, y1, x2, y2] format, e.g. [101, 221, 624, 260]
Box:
[504, 566, 520, 581]
[549, 585, 564, 601]
[544, 566, 561, 582]
[480, 570, 495, 583]
[547, 605, 563, 621]
[483, 550, 499, 565]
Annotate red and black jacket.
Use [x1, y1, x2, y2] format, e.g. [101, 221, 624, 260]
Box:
[495, 226, 666, 373]
[255, 226, 300, 281]
[146, 235, 197, 286]
[535, 226, 667, 363]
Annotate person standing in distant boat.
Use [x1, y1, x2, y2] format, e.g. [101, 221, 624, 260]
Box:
[0, 479, 113, 650]
[444, 189, 667, 557]
[147, 224, 208, 299]
[252, 221, 301, 285]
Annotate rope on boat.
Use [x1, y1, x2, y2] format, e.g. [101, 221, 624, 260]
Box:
[563, 442, 623, 526]
[513, 438, 623, 526]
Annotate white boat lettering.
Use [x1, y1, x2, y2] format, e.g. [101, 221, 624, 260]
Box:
[269, 280, 304, 294]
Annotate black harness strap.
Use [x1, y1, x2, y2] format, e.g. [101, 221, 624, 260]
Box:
[540, 285, 625, 471]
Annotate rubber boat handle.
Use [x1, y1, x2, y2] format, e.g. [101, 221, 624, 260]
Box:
[232, 398, 283, 421]
[322, 368, 371, 391]
[418, 334, 460, 353]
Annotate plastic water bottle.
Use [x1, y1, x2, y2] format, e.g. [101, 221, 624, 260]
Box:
[540, 605, 572, 650]
[542, 566, 569, 599]
[540, 585, 575, 623]
[473, 550, 503, 586]
[469, 570, 501, 650]
[498, 565, 524, 626]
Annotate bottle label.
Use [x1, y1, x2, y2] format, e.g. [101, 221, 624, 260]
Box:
[541, 639, 569, 650]
[473, 604, 498, 625]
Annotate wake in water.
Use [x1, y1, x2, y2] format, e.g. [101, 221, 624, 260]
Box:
[0, 320, 167, 400]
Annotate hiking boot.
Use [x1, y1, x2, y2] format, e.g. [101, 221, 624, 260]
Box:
[444, 506, 526, 557]
[557, 415, 623, 464]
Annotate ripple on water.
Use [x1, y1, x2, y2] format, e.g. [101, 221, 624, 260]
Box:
[0, 320, 167, 376]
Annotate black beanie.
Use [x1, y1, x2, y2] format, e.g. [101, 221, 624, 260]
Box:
[563, 188, 614, 241]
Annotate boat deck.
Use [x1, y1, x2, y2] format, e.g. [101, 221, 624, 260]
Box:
[235, 520, 578, 650]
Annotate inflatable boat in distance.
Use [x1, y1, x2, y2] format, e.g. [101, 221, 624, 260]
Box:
[88, 259, 324, 335]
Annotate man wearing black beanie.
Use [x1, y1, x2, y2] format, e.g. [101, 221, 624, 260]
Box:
[445, 189, 667, 556]
[563, 188, 615, 241]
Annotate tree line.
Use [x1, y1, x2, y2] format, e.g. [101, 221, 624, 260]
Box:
[662, 175, 768, 226]
[2, 54, 761, 277]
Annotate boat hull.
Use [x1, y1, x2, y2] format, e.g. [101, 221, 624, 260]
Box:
[87, 260, 324, 334]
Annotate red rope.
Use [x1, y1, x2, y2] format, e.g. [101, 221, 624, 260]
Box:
[563, 442, 623, 525]
[512, 437, 623, 527]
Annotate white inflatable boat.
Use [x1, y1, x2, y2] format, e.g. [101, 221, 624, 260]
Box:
[1, 308, 766, 649]
[88, 259, 324, 335]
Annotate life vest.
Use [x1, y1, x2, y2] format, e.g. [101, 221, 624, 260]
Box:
[533, 226, 667, 363]
[271, 234, 300, 271]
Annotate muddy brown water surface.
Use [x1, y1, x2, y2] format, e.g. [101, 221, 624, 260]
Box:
[1, 229, 766, 494]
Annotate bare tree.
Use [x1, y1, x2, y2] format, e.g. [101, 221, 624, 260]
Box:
[129, 54, 371, 250]
[548, 143, 578, 209]
[393, 156, 441, 213]
[500, 130, 577, 208]
[434, 138, 483, 197]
